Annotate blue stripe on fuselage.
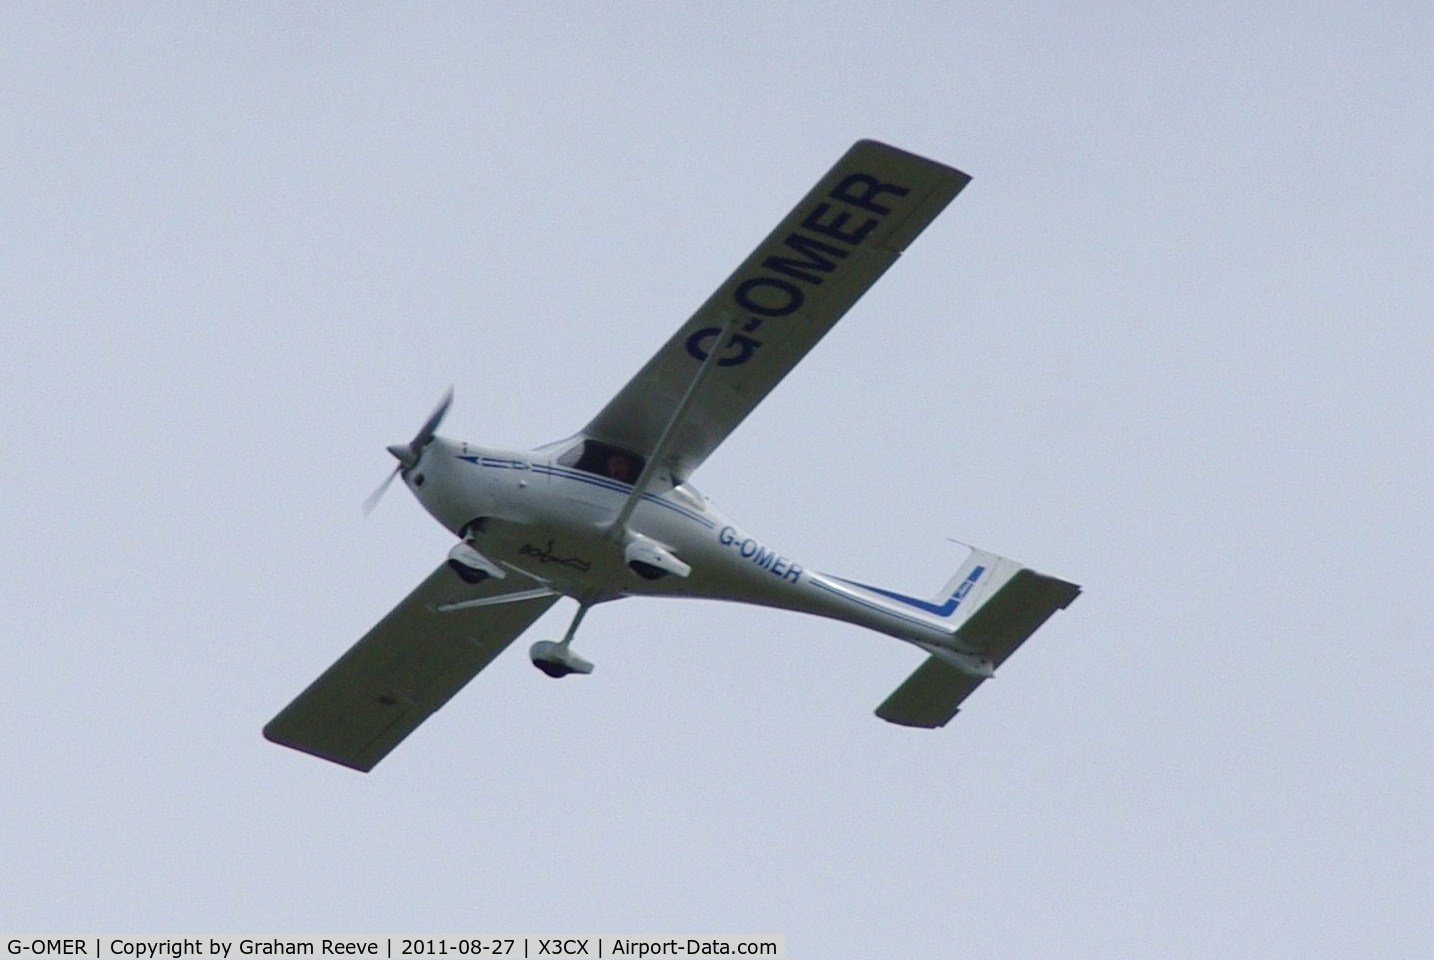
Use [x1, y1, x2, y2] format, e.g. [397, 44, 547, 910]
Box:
[456, 456, 715, 529]
[829, 565, 986, 618]
[807, 576, 941, 631]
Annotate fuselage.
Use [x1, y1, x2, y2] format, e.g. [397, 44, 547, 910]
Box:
[402, 436, 960, 651]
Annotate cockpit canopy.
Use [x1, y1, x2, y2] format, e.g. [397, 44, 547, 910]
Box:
[558, 439, 646, 484]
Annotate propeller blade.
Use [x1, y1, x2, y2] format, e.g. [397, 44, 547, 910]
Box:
[410, 386, 454, 453]
[362, 464, 402, 516]
[363, 388, 454, 515]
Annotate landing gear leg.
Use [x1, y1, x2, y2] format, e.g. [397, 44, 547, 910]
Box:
[529, 602, 596, 678]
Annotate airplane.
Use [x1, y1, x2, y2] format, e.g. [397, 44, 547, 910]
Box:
[264, 140, 1081, 772]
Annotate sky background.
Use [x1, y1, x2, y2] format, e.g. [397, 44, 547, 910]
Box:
[4, 3, 1431, 956]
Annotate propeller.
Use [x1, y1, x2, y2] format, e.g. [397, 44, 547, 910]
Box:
[362, 387, 454, 516]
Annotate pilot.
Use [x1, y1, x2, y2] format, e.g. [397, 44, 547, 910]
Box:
[606, 452, 637, 483]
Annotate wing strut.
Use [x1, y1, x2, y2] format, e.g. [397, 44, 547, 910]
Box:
[607, 313, 739, 540]
[435, 586, 558, 613]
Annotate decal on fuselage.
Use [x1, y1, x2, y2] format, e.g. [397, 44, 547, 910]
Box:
[718, 526, 802, 583]
[519, 539, 592, 572]
[685, 171, 913, 366]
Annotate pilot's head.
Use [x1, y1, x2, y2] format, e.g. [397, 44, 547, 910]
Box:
[607, 453, 635, 482]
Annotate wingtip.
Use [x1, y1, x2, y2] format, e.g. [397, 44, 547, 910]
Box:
[262, 717, 377, 773]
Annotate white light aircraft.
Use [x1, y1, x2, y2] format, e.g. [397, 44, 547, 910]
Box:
[265, 140, 1080, 772]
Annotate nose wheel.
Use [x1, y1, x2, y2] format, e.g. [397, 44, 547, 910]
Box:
[529, 602, 595, 678]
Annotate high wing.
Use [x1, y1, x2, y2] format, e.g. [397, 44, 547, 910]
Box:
[264, 565, 559, 772]
[583, 140, 970, 481]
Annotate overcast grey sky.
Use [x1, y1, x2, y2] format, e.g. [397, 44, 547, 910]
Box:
[4, 3, 1431, 956]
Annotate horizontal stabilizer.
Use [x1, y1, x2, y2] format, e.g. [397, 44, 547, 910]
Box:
[875, 656, 984, 728]
[876, 569, 1079, 728]
[955, 569, 1081, 663]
